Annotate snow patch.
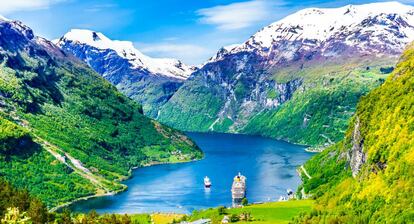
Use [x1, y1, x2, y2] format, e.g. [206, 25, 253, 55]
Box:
[229, 1, 414, 54]
[58, 29, 193, 80]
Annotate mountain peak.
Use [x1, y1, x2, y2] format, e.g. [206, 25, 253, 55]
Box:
[58, 29, 137, 55]
[0, 14, 9, 21]
[229, 1, 414, 57]
[57, 29, 193, 79]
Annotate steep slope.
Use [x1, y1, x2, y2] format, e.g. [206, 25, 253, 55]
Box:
[0, 18, 201, 208]
[295, 43, 414, 223]
[158, 1, 414, 147]
[55, 29, 194, 117]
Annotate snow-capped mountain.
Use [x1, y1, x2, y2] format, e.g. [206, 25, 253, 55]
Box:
[56, 29, 193, 80]
[56, 29, 195, 117]
[158, 1, 414, 147]
[214, 1, 414, 62]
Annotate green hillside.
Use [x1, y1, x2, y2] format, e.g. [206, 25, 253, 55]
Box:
[159, 56, 394, 148]
[295, 44, 414, 223]
[242, 59, 392, 147]
[0, 21, 201, 208]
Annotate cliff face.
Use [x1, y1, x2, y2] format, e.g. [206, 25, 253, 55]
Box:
[297, 43, 414, 223]
[158, 2, 413, 147]
[349, 117, 367, 177]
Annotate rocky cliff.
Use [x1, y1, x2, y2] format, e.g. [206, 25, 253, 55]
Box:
[158, 2, 414, 147]
[296, 42, 414, 223]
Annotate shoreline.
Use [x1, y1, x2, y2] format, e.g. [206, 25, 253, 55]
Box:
[49, 188, 126, 213]
[49, 132, 310, 214]
[187, 131, 313, 151]
[49, 157, 203, 213]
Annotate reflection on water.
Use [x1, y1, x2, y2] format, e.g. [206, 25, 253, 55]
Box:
[70, 133, 314, 214]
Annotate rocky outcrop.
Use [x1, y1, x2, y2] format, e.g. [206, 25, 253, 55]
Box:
[349, 117, 367, 177]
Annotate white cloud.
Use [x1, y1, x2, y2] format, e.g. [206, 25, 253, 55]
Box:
[84, 4, 116, 13]
[138, 43, 211, 65]
[197, 0, 281, 30]
[0, 0, 64, 14]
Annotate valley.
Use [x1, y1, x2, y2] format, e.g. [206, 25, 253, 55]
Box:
[0, 1, 413, 224]
[0, 17, 201, 209]
[68, 133, 313, 214]
[157, 2, 413, 148]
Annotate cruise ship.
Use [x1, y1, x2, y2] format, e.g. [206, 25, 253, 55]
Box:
[204, 176, 212, 188]
[231, 172, 246, 206]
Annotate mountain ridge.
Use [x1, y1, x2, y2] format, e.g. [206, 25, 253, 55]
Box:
[0, 18, 201, 208]
[56, 29, 194, 80]
[157, 1, 414, 147]
[55, 29, 196, 117]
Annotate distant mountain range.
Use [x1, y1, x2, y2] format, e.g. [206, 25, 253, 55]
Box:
[54, 2, 414, 148]
[0, 1, 413, 220]
[55, 29, 195, 117]
[157, 1, 414, 147]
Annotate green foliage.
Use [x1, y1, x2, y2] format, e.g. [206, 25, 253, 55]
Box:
[0, 117, 34, 155]
[234, 82, 247, 99]
[229, 213, 239, 222]
[0, 179, 49, 222]
[0, 37, 201, 208]
[159, 56, 393, 147]
[186, 200, 314, 224]
[218, 206, 227, 215]
[243, 61, 390, 147]
[295, 44, 414, 223]
[1, 207, 31, 223]
[241, 198, 248, 206]
[158, 75, 224, 131]
[267, 89, 279, 99]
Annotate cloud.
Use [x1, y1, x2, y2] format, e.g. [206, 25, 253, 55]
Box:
[138, 43, 211, 65]
[0, 0, 65, 14]
[84, 4, 116, 13]
[197, 0, 282, 30]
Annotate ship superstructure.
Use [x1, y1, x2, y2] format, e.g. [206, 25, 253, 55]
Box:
[231, 172, 246, 206]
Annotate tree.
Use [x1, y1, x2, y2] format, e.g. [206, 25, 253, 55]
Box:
[120, 214, 131, 224]
[241, 198, 248, 206]
[1, 207, 31, 223]
[218, 206, 227, 215]
[86, 210, 99, 223]
[60, 209, 73, 224]
[230, 214, 239, 222]
[28, 198, 48, 224]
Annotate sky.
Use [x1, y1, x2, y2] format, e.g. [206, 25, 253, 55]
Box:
[1, 0, 413, 65]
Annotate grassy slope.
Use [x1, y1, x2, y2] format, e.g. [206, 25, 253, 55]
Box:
[184, 200, 314, 224]
[158, 78, 224, 131]
[242, 58, 393, 147]
[159, 55, 395, 147]
[0, 25, 202, 208]
[295, 45, 414, 223]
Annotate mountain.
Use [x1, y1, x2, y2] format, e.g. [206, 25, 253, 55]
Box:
[55, 29, 194, 117]
[0, 18, 201, 208]
[157, 1, 414, 147]
[295, 42, 414, 223]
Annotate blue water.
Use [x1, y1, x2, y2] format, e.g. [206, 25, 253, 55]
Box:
[70, 133, 313, 214]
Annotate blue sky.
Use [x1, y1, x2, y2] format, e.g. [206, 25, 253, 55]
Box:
[2, 0, 413, 64]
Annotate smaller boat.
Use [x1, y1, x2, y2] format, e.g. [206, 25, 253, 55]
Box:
[204, 176, 212, 188]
